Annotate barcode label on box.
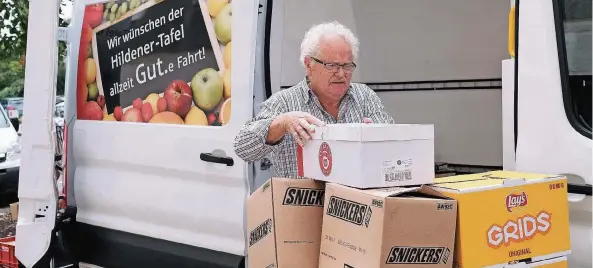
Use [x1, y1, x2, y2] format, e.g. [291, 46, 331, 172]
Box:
[384, 171, 412, 182]
[381, 159, 413, 182]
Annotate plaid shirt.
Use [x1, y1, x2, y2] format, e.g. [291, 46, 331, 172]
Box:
[233, 78, 395, 178]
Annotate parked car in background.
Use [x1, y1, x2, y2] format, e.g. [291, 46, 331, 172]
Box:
[0, 97, 24, 120]
[0, 104, 21, 196]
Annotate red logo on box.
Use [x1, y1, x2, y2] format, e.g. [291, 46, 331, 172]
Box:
[318, 142, 333, 176]
[506, 190, 528, 212]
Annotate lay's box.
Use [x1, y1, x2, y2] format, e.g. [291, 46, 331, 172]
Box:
[529, 256, 568, 268]
[431, 171, 571, 268]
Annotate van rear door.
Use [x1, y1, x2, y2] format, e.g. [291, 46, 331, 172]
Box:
[14, 0, 61, 267]
[17, 0, 259, 267]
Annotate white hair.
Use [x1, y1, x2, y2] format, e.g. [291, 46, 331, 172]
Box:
[299, 21, 359, 68]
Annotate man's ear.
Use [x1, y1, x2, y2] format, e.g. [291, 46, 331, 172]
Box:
[304, 57, 311, 68]
[304, 57, 313, 76]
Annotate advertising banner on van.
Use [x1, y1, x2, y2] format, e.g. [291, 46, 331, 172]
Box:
[77, 0, 232, 126]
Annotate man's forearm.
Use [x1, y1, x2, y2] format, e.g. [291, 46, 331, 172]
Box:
[234, 119, 276, 162]
[234, 93, 287, 162]
[266, 115, 287, 145]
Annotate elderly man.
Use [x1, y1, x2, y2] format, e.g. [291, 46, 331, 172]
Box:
[233, 21, 395, 178]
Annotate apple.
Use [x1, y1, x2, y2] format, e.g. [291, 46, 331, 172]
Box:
[81, 23, 92, 45]
[208, 0, 228, 17]
[77, 80, 88, 114]
[88, 83, 99, 101]
[114, 106, 123, 121]
[83, 4, 104, 28]
[214, 4, 232, 44]
[132, 98, 143, 110]
[157, 97, 167, 113]
[83, 101, 104, 121]
[122, 107, 143, 122]
[164, 80, 193, 118]
[191, 68, 223, 112]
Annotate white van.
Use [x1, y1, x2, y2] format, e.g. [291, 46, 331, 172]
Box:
[15, 0, 590, 267]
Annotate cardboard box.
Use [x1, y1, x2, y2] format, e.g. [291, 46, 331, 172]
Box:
[298, 123, 435, 188]
[10, 202, 18, 221]
[529, 256, 568, 267]
[487, 256, 568, 268]
[247, 177, 325, 268]
[432, 171, 571, 268]
[319, 183, 457, 268]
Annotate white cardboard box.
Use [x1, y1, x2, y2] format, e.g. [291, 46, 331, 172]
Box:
[297, 123, 435, 188]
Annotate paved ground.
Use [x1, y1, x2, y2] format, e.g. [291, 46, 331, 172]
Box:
[0, 195, 17, 238]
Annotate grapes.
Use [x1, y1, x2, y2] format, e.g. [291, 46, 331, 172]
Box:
[120, 2, 128, 13]
[101, 0, 139, 23]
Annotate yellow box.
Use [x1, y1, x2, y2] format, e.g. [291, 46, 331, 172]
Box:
[529, 256, 568, 267]
[432, 171, 571, 268]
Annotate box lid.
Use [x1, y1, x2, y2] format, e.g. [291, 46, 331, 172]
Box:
[311, 123, 434, 142]
[325, 183, 450, 200]
[433, 170, 565, 193]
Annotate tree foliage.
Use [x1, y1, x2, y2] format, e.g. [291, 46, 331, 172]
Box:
[0, 0, 71, 98]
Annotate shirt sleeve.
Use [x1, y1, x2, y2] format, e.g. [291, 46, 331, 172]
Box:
[233, 93, 287, 163]
[363, 85, 396, 124]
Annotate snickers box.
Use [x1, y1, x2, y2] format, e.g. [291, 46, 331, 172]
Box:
[319, 183, 457, 268]
[247, 177, 325, 268]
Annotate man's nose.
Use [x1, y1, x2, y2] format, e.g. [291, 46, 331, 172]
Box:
[335, 67, 346, 77]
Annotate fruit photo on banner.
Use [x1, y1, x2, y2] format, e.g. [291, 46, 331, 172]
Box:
[76, 0, 232, 126]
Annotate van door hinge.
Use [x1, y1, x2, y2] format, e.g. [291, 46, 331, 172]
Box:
[57, 27, 68, 41]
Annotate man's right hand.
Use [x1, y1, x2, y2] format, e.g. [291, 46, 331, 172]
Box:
[267, 111, 325, 147]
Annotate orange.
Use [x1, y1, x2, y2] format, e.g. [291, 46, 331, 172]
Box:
[219, 98, 231, 125]
[149, 111, 184, 124]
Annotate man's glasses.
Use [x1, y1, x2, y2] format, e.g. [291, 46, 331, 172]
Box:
[310, 56, 357, 73]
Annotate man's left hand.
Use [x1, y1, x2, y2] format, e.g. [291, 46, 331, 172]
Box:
[363, 117, 372, 124]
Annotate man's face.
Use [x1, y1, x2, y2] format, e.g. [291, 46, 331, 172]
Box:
[305, 36, 356, 102]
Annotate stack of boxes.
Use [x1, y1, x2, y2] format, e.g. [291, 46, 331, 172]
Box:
[247, 123, 571, 268]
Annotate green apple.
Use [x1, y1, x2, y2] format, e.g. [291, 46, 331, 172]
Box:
[191, 68, 223, 112]
[88, 83, 99, 101]
[214, 4, 232, 44]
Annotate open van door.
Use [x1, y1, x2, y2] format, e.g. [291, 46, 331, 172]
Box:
[14, 0, 60, 267]
[507, 0, 592, 266]
[16, 0, 259, 267]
